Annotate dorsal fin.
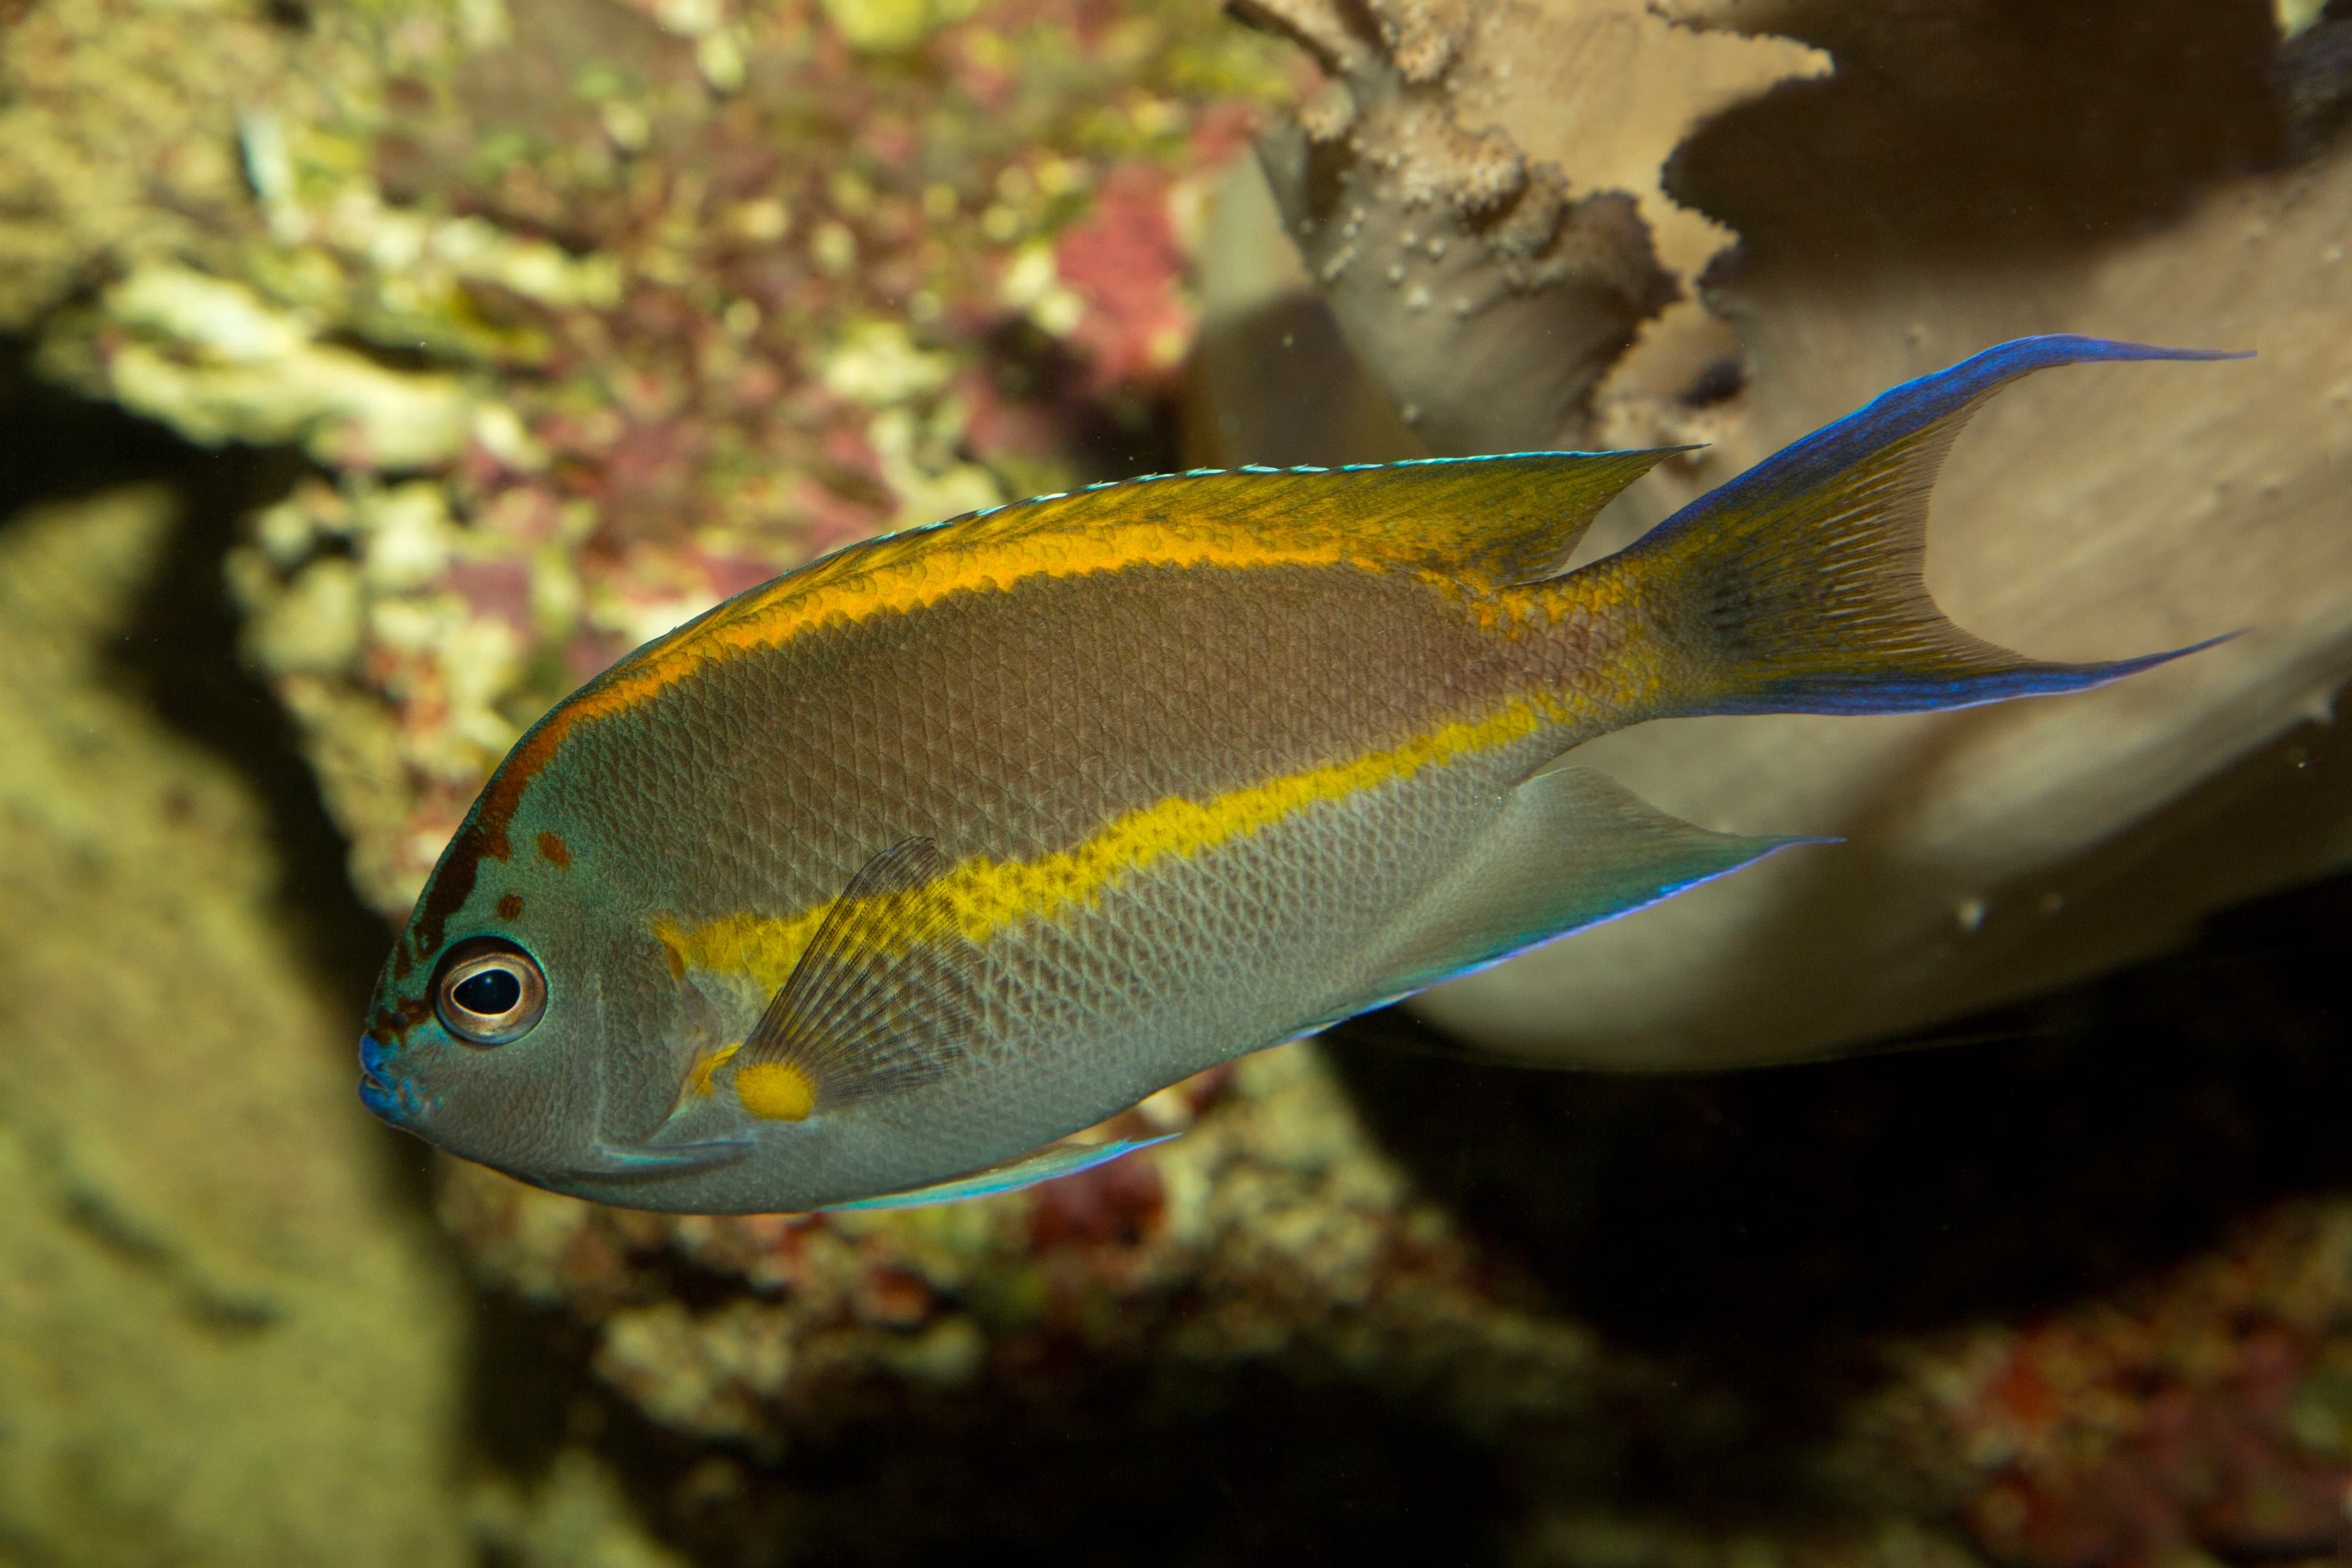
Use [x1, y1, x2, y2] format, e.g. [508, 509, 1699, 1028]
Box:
[1008, 450, 1687, 584]
[584, 450, 1689, 733]
[764, 449, 1687, 602]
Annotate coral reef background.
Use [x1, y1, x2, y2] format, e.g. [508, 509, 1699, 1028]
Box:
[2, 0, 2351, 1562]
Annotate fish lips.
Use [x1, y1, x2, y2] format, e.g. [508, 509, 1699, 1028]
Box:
[356, 1032, 426, 1131]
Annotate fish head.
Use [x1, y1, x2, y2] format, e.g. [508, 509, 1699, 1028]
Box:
[357, 807, 696, 1185]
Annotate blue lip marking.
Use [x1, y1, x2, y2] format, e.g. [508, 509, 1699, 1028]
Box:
[357, 1072, 401, 1123]
[356, 1033, 417, 1128]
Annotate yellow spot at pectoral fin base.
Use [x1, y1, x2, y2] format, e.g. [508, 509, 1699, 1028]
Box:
[737, 1061, 816, 1121]
[682, 1039, 813, 1120]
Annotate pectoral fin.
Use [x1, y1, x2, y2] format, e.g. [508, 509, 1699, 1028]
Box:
[725, 837, 981, 1119]
[1369, 765, 1821, 1000]
[829, 1134, 1175, 1211]
[557, 1136, 753, 1180]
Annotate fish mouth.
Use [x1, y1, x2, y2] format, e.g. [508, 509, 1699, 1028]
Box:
[356, 1033, 418, 1128]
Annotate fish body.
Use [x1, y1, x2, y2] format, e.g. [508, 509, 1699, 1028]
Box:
[360, 336, 2234, 1212]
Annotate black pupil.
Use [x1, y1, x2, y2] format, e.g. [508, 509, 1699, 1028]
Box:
[453, 967, 522, 1016]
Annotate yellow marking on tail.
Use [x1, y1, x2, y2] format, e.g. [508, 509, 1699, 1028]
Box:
[654, 692, 1570, 995]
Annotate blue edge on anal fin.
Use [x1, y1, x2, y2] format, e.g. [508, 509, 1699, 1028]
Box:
[828, 1134, 1178, 1211]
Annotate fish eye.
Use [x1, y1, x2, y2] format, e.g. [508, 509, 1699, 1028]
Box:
[432, 937, 548, 1046]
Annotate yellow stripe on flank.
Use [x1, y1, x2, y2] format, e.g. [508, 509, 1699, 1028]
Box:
[654, 693, 1566, 997]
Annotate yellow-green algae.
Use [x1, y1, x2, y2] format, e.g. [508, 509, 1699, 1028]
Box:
[0, 488, 467, 1566]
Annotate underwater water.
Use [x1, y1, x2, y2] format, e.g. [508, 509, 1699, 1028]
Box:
[3, 0, 2351, 1562]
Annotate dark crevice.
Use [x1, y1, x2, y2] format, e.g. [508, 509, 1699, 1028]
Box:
[462, 1280, 1515, 1568]
[465, 1291, 597, 1486]
[311, 328, 458, 375]
[1329, 868, 2352, 1477]
[0, 339, 189, 522]
[2278, 3, 2352, 145]
[587, 1357, 1510, 1568]
[972, 318, 1186, 486]
[1679, 353, 1746, 409]
[1670, 0, 2288, 268]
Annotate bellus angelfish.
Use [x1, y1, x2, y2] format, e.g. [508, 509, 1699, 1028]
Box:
[359, 336, 2234, 1212]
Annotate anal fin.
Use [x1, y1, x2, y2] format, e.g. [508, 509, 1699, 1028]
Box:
[1368, 766, 1819, 1001]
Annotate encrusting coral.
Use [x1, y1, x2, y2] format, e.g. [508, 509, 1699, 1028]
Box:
[1238, 0, 1819, 455]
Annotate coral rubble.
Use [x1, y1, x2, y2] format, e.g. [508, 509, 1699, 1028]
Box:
[4, 0, 1289, 914]
[1858, 1202, 2352, 1567]
[442, 1010, 2352, 1564]
[440, 1047, 1600, 1452]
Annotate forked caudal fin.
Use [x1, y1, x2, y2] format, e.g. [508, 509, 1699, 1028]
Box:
[1594, 335, 2245, 717]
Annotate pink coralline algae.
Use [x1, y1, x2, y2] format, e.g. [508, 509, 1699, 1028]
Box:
[1050, 159, 1214, 391]
[1867, 1202, 2352, 1566]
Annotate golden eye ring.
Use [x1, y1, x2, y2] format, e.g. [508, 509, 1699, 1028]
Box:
[433, 937, 548, 1046]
